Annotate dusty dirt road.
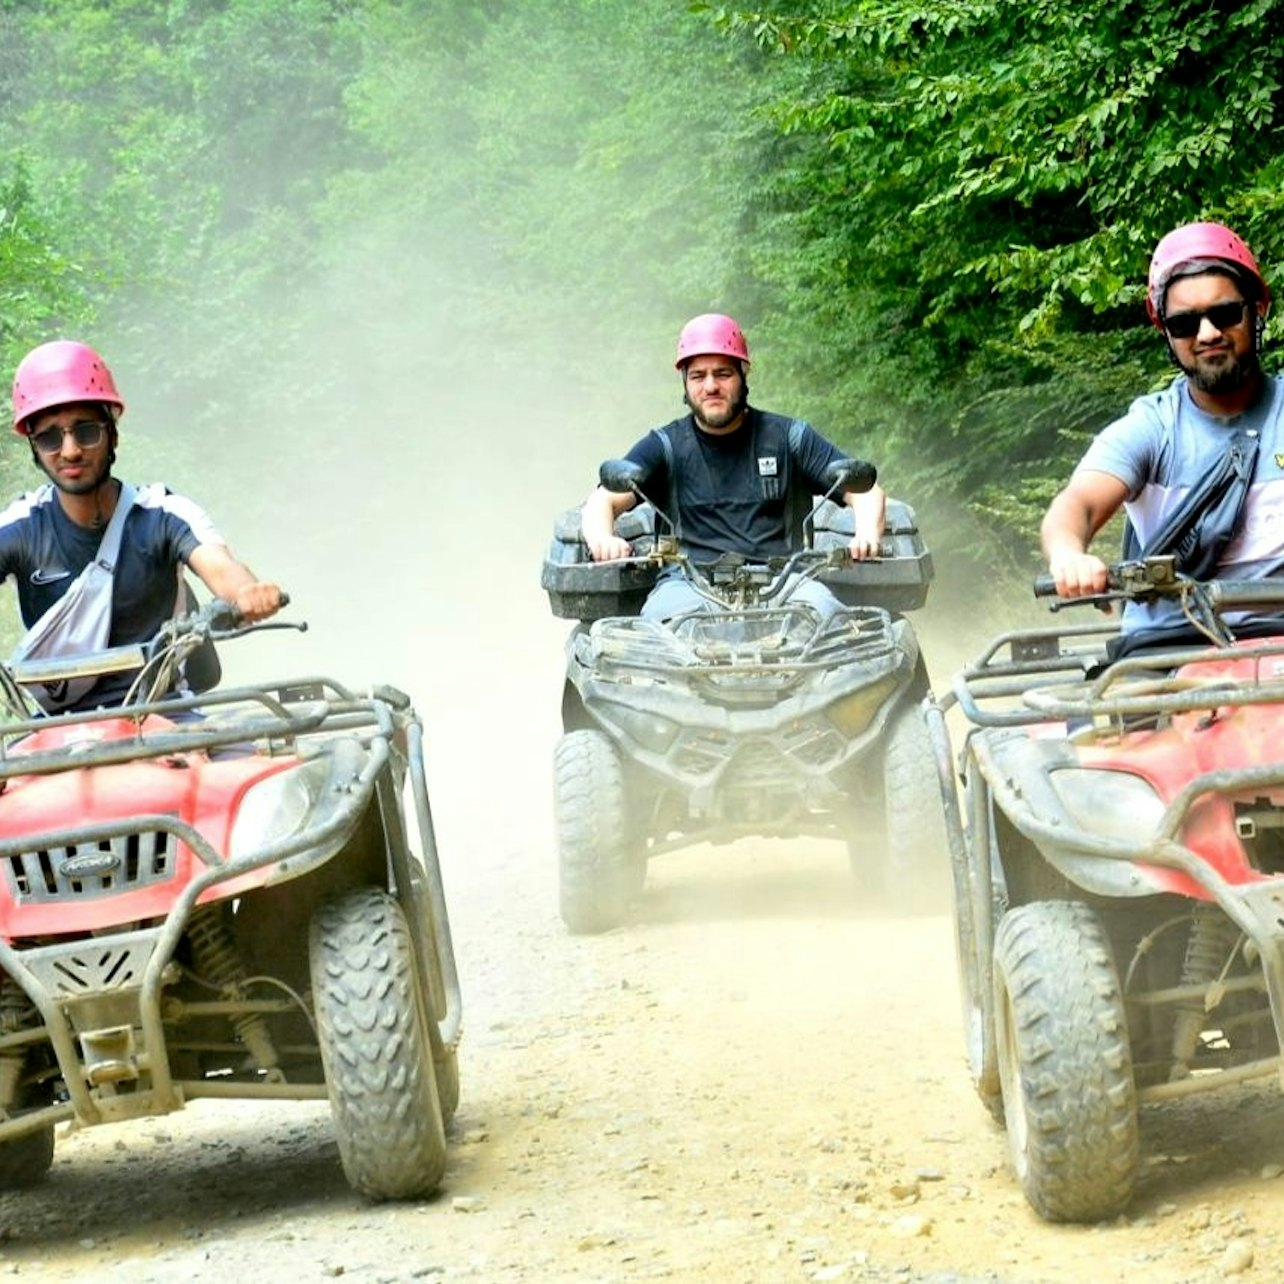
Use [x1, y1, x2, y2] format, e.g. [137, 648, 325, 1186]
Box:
[5, 585, 1284, 1284]
[4, 395, 1284, 1283]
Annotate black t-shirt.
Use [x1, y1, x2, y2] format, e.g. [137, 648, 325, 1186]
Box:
[623, 408, 847, 562]
[0, 482, 222, 707]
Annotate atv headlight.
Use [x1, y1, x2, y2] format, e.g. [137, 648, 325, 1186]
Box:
[228, 759, 333, 858]
[594, 700, 679, 752]
[827, 676, 900, 737]
[1049, 768, 1168, 845]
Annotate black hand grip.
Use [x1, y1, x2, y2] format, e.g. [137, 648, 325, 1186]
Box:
[1033, 574, 1058, 598]
[1208, 580, 1284, 609]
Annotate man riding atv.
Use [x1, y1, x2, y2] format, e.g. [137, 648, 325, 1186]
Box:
[580, 313, 888, 618]
[1042, 221, 1284, 639]
[2, 339, 284, 712]
[0, 343, 461, 1203]
[931, 222, 1284, 1224]
[546, 315, 942, 931]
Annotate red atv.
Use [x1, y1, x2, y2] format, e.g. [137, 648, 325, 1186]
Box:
[0, 598, 461, 1200]
[929, 558, 1284, 1222]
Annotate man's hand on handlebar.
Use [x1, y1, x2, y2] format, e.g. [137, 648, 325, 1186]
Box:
[233, 581, 286, 623]
[589, 536, 633, 563]
[1048, 551, 1110, 598]
[848, 531, 882, 561]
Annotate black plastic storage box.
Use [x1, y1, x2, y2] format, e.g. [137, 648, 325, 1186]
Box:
[541, 506, 661, 621]
[812, 497, 933, 614]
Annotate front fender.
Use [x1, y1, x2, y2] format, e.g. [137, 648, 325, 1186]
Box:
[973, 728, 1177, 898]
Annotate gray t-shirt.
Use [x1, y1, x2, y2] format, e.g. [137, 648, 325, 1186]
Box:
[1077, 374, 1284, 635]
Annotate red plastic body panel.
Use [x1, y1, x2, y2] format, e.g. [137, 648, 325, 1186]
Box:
[1076, 648, 1284, 898]
[0, 715, 294, 938]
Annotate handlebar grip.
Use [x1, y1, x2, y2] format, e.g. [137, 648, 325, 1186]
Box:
[1208, 580, 1284, 609]
[1032, 574, 1059, 598]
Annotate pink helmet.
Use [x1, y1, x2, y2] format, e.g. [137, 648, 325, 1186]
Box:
[1146, 222, 1269, 328]
[674, 313, 750, 369]
[11, 340, 125, 436]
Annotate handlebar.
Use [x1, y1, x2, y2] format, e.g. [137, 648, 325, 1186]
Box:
[1031, 557, 1284, 645]
[617, 543, 850, 611]
[1208, 580, 1284, 609]
[121, 592, 303, 708]
[3, 592, 301, 717]
[1032, 557, 1181, 604]
[167, 590, 293, 640]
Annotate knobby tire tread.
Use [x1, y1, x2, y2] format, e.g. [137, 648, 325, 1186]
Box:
[554, 729, 636, 933]
[882, 701, 950, 903]
[310, 887, 447, 1200]
[994, 900, 1138, 1223]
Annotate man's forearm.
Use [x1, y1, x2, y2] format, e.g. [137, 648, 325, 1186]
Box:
[1040, 492, 1093, 560]
[581, 488, 619, 546]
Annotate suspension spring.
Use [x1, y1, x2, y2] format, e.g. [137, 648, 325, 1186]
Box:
[188, 905, 283, 1081]
[0, 972, 36, 1111]
[1169, 907, 1243, 1079]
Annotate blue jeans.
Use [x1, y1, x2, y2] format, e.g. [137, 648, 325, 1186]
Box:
[641, 570, 843, 624]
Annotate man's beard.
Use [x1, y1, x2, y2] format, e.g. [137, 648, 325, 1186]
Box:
[1183, 348, 1259, 395]
[38, 456, 110, 496]
[687, 385, 749, 430]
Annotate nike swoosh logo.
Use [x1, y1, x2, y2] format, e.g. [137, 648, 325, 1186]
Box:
[30, 568, 72, 585]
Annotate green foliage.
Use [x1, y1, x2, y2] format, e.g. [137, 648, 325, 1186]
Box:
[329, 0, 787, 376]
[0, 160, 104, 502]
[2, 0, 1283, 573]
[687, 0, 1284, 556]
[0, 0, 368, 432]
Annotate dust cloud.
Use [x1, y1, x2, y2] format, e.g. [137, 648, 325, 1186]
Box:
[98, 235, 706, 885]
[101, 225, 1032, 900]
[68, 10, 1041, 1014]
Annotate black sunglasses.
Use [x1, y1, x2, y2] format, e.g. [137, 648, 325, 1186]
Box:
[1163, 299, 1249, 340]
[30, 420, 107, 455]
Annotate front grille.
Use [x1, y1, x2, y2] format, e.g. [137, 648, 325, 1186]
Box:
[5, 830, 179, 903]
[781, 719, 847, 770]
[672, 731, 735, 778]
[723, 740, 797, 793]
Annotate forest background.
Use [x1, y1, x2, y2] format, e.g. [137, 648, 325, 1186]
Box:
[2, 0, 1283, 612]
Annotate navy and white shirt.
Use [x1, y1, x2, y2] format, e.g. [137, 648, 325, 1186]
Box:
[0, 482, 224, 706]
[1078, 375, 1284, 635]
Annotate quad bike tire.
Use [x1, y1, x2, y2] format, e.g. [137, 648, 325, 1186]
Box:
[405, 863, 461, 1124]
[0, 1100, 53, 1190]
[952, 761, 1001, 1123]
[881, 700, 951, 905]
[993, 900, 1139, 1223]
[310, 887, 447, 1200]
[555, 729, 643, 934]
[430, 1031, 461, 1124]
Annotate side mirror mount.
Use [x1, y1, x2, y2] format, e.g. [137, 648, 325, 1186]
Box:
[596, 457, 678, 544]
[599, 458, 649, 494]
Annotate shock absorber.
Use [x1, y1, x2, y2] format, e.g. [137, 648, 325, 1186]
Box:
[188, 905, 283, 1083]
[0, 972, 33, 1111]
[1169, 907, 1242, 1080]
